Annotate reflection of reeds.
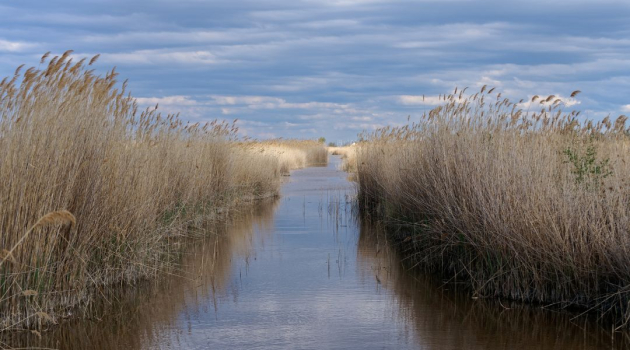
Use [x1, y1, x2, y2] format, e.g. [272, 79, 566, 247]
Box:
[3, 198, 279, 349]
[326, 192, 357, 236]
[356, 217, 629, 349]
[357, 86, 630, 328]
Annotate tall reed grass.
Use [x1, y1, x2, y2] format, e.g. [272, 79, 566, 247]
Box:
[357, 87, 630, 327]
[0, 51, 326, 330]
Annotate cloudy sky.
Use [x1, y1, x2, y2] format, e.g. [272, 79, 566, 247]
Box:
[1, 0, 630, 142]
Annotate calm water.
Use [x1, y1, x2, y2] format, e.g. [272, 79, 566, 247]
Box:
[6, 156, 629, 349]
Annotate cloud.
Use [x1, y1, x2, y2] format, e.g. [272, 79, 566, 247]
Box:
[622, 105, 630, 113]
[393, 22, 512, 49]
[333, 122, 385, 130]
[102, 50, 223, 65]
[397, 95, 444, 106]
[81, 29, 288, 46]
[211, 95, 284, 106]
[293, 19, 361, 29]
[136, 95, 198, 106]
[17, 12, 148, 27]
[517, 95, 581, 109]
[0, 39, 35, 52]
[209, 95, 350, 110]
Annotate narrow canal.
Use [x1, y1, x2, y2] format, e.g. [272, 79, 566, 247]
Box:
[8, 156, 627, 349]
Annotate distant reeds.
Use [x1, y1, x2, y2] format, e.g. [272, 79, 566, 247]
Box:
[357, 86, 630, 328]
[240, 139, 328, 176]
[328, 145, 357, 173]
[0, 51, 326, 330]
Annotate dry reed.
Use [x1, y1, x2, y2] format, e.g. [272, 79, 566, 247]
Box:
[328, 145, 357, 173]
[357, 86, 630, 328]
[239, 139, 328, 176]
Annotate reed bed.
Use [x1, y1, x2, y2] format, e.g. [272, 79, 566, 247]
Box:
[328, 145, 357, 173]
[0, 51, 325, 330]
[357, 87, 630, 327]
[240, 139, 328, 175]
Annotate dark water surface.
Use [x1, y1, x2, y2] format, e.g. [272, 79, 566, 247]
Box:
[7, 156, 629, 349]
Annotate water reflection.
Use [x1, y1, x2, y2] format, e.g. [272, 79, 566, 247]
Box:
[3, 199, 278, 349]
[357, 219, 630, 349]
[4, 156, 630, 349]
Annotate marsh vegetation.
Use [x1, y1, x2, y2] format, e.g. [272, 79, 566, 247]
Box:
[356, 87, 630, 328]
[327, 145, 357, 173]
[0, 51, 326, 330]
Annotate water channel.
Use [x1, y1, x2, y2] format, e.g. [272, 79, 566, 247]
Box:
[6, 156, 628, 349]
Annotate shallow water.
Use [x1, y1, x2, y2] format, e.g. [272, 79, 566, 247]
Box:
[7, 156, 629, 349]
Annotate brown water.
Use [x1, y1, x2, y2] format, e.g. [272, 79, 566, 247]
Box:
[5, 156, 629, 349]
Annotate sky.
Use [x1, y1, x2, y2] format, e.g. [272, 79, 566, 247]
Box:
[1, 0, 630, 143]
